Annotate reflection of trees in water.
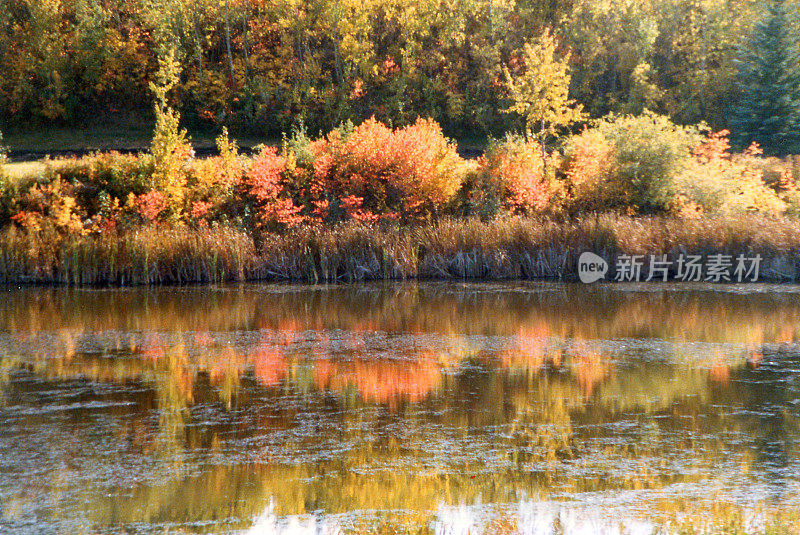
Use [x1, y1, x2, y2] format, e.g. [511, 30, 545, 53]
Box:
[2, 284, 800, 343]
[0, 328, 763, 421]
[2, 285, 800, 532]
[722, 351, 800, 501]
[4, 337, 796, 516]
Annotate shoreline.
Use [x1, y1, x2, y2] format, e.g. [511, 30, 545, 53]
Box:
[2, 215, 799, 287]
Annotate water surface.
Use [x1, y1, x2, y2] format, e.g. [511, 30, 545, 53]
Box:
[1, 282, 799, 534]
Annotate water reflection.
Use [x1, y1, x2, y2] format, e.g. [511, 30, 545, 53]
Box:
[1, 283, 799, 534]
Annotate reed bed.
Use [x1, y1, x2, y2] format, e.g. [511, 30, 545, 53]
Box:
[0, 226, 260, 285]
[259, 224, 418, 282]
[1, 214, 799, 285]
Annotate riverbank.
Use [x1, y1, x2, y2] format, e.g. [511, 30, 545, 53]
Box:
[1, 214, 799, 286]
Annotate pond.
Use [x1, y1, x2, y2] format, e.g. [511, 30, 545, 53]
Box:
[1, 282, 799, 534]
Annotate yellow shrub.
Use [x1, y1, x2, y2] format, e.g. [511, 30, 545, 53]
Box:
[10, 178, 84, 234]
[677, 131, 786, 215]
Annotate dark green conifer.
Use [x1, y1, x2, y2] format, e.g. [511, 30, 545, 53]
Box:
[730, 0, 800, 155]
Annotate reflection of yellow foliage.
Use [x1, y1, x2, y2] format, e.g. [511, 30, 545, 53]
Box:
[4, 284, 800, 347]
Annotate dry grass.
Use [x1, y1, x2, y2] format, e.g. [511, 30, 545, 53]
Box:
[2, 161, 46, 184]
[1, 214, 799, 286]
[259, 224, 418, 282]
[0, 226, 260, 285]
[263, 214, 800, 282]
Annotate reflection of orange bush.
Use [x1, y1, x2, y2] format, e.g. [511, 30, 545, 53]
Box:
[274, 320, 302, 345]
[498, 324, 559, 369]
[500, 334, 613, 397]
[709, 361, 731, 384]
[135, 334, 167, 361]
[314, 356, 442, 407]
[569, 343, 611, 397]
[253, 348, 288, 386]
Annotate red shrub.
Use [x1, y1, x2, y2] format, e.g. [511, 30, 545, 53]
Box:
[189, 200, 213, 225]
[477, 136, 554, 213]
[310, 118, 466, 220]
[135, 190, 168, 223]
[245, 147, 304, 228]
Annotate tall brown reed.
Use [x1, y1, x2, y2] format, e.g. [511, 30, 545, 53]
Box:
[1, 214, 799, 286]
[0, 226, 260, 285]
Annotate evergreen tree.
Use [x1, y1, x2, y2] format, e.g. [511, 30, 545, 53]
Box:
[729, 0, 800, 155]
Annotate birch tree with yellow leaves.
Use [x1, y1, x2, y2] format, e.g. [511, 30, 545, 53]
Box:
[503, 29, 584, 167]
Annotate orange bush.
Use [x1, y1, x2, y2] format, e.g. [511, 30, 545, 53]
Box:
[134, 190, 168, 223]
[244, 147, 303, 228]
[561, 128, 617, 211]
[474, 135, 556, 213]
[310, 117, 466, 221]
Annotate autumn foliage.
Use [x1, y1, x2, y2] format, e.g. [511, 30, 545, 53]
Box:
[309, 117, 467, 221]
[244, 147, 303, 228]
[2, 116, 799, 242]
[676, 130, 787, 215]
[561, 128, 617, 211]
[480, 136, 555, 213]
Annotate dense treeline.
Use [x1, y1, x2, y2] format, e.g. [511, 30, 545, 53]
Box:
[3, 0, 800, 287]
[1, 0, 798, 147]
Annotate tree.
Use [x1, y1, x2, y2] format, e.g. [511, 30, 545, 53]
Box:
[503, 28, 584, 166]
[729, 0, 800, 156]
[654, 0, 749, 127]
[560, 0, 660, 118]
[149, 49, 192, 214]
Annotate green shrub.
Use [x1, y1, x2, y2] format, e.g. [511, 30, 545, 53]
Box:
[185, 129, 245, 226]
[47, 153, 152, 215]
[0, 177, 17, 227]
[282, 121, 315, 169]
[0, 131, 9, 224]
[562, 112, 701, 213]
[0, 130, 6, 175]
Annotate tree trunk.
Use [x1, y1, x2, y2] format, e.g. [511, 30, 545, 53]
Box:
[191, 9, 204, 94]
[333, 0, 344, 88]
[224, 0, 235, 87]
[242, 0, 250, 83]
[540, 118, 548, 173]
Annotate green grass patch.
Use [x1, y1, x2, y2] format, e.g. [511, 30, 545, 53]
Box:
[2, 125, 274, 155]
